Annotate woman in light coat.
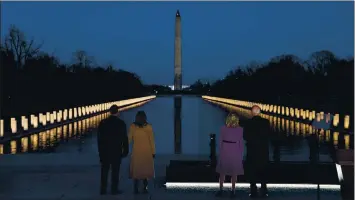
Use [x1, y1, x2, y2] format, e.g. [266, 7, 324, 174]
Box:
[128, 111, 155, 194]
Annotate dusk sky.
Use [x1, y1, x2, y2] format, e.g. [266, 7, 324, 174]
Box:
[1, 2, 354, 85]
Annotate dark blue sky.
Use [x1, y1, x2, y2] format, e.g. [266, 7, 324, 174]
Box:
[1, 2, 353, 85]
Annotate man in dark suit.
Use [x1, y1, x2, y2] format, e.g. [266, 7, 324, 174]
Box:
[243, 105, 271, 198]
[97, 105, 129, 195]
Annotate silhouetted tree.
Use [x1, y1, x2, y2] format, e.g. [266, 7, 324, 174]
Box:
[0, 25, 147, 120]
[207, 51, 354, 127]
[3, 25, 42, 68]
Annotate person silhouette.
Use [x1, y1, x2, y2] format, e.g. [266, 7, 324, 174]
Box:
[243, 105, 271, 198]
[97, 105, 129, 195]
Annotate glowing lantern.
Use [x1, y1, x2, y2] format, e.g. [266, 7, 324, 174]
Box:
[344, 115, 350, 129]
[0, 119, 3, 137]
[33, 116, 38, 128]
[273, 106, 277, 113]
[333, 114, 339, 127]
[316, 113, 321, 122]
[50, 114, 55, 124]
[281, 106, 285, 115]
[11, 118, 17, 134]
[46, 112, 50, 122]
[277, 106, 280, 114]
[320, 112, 324, 120]
[57, 111, 62, 123]
[69, 109, 73, 120]
[39, 114, 46, 126]
[53, 111, 57, 121]
[290, 108, 294, 117]
[63, 109, 68, 121]
[285, 107, 289, 116]
[295, 109, 300, 118]
[74, 108, 77, 118]
[22, 117, 28, 131]
[312, 111, 316, 119]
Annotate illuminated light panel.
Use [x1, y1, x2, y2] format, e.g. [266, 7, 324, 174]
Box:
[165, 182, 340, 190]
[335, 164, 344, 182]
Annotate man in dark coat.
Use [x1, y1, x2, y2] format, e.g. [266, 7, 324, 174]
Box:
[243, 105, 271, 198]
[97, 105, 129, 195]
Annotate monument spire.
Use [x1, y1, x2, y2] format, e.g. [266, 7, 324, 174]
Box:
[174, 10, 182, 90]
[176, 10, 180, 17]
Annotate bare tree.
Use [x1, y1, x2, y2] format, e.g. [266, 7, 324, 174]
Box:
[4, 25, 42, 68]
[307, 50, 337, 76]
[72, 50, 94, 68]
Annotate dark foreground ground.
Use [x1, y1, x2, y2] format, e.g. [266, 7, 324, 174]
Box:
[0, 132, 342, 200]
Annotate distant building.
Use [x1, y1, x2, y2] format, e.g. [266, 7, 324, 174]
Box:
[167, 85, 190, 90]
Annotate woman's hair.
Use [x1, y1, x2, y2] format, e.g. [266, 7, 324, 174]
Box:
[134, 111, 148, 127]
[225, 113, 239, 128]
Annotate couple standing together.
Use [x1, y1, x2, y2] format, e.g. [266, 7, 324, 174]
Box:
[216, 105, 270, 198]
[97, 104, 270, 198]
[97, 105, 155, 195]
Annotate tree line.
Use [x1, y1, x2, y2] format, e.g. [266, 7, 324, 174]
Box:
[192, 51, 354, 119]
[0, 25, 148, 119]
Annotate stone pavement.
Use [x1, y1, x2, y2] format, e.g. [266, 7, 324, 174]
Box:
[0, 133, 342, 200]
[0, 152, 342, 200]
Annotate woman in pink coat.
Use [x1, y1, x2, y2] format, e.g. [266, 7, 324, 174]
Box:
[216, 113, 244, 198]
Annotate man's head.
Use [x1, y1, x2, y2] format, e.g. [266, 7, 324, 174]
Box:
[109, 105, 119, 116]
[251, 105, 261, 116]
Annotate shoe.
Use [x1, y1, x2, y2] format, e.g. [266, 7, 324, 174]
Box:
[230, 191, 236, 198]
[215, 190, 223, 197]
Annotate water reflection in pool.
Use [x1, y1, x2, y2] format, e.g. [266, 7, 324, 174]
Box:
[0, 101, 148, 154]
[1, 97, 352, 163]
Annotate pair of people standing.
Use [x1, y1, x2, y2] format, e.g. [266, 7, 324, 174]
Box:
[216, 105, 270, 198]
[97, 105, 155, 195]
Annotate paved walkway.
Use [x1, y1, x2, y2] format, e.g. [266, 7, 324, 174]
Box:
[0, 132, 342, 200]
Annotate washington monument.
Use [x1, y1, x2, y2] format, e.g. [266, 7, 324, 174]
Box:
[174, 10, 182, 90]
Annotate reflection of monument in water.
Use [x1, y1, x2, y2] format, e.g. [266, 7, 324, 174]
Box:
[174, 96, 182, 154]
